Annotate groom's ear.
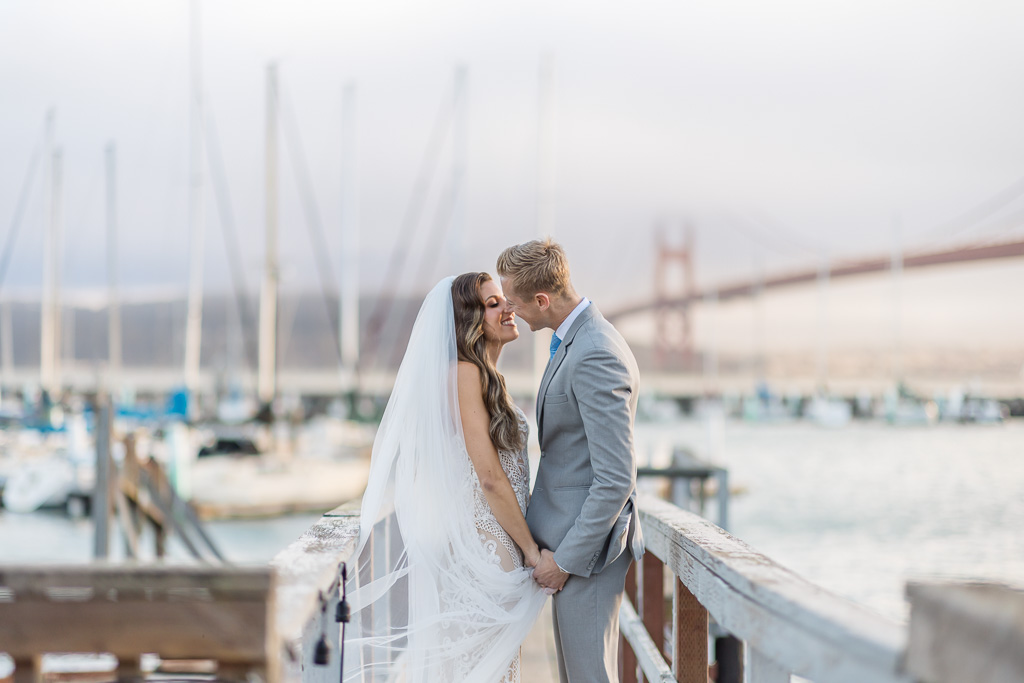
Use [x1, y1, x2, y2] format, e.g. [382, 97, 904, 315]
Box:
[535, 292, 551, 310]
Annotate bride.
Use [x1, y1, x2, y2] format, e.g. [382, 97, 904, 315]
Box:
[343, 273, 549, 682]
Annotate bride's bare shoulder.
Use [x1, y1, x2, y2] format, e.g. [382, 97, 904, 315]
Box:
[456, 360, 479, 376]
[456, 361, 483, 393]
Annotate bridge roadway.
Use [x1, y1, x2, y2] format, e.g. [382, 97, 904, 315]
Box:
[4, 363, 1020, 399]
[607, 237, 1024, 322]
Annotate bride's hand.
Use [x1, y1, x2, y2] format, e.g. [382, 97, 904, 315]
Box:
[524, 545, 542, 569]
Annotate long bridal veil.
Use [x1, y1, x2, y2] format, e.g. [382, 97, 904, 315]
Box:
[343, 276, 547, 683]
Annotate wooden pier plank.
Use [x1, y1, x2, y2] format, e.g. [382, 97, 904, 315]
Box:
[0, 601, 268, 659]
[519, 598, 559, 683]
[0, 566, 273, 663]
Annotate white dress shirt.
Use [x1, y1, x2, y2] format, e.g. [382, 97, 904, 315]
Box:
[554, 297, 591, 344]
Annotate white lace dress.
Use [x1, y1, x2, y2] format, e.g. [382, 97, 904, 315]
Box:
[467, 407, 531, 681]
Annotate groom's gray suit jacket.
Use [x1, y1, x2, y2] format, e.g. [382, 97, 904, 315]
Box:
[526, 303, 644, 577]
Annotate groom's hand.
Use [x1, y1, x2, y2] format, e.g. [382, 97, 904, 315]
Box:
[533, 549, 569, 592]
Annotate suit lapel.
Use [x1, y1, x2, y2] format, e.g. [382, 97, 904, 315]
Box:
[535, 304, 600, 442]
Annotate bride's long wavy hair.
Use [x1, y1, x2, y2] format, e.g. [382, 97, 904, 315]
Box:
[451, 272, 524, 453]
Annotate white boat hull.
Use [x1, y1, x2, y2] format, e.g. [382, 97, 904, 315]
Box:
[2, 456, 75, 513]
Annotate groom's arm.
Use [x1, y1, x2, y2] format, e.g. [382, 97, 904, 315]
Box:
[552, 342, 635, 578]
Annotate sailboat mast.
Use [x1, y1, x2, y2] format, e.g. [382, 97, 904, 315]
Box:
[106, 143, 122, 382]
[534, 54, 556, 385]
[40, 111, 56, 395]
[450, 65, 468, 273]
[183, 0, 205, 396]
[258, 64, 279, 405]
[339, 83, 359, 384]
[51, 149, 64, 395]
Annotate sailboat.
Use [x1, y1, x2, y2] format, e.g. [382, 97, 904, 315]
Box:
[183, 62, 372, 519]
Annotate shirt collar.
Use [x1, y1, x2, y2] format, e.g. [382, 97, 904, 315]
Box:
[554, 297, 591, 341]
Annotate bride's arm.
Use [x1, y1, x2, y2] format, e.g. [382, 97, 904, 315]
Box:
[457, 362, 541, 568]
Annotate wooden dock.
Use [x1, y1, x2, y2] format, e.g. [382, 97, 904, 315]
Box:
[5, 493, 1023, 682]
[520, 600, 560, 683]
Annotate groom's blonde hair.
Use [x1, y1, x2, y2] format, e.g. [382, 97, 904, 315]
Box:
[496, 237, 572, 297]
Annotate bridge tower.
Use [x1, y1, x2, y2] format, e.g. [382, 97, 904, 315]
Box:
[654, 223, 697, 369]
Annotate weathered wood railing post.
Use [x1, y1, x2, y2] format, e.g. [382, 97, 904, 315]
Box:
[271, 502, 362, 683]
[299, 584, 341, 683]
[672, 578, 707, 683]
[638, 553, 666, 659]
[622, 562, 639, 683]
[618, 494, 911, 683]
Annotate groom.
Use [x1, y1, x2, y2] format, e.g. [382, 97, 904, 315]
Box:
[497, 238, 643, 683]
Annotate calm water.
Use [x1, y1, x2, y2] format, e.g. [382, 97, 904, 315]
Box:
[2, 419, 1022, 625]
[0, 509, 323, 564]
[635, 417, 1024, 622]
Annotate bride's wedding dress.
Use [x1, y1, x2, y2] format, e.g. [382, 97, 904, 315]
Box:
[468, 407, 531, 682]
[472, 406, 531, 572]
[343, 278, 546, 683]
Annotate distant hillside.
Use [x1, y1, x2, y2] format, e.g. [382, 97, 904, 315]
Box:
[0, 293, 534, 372]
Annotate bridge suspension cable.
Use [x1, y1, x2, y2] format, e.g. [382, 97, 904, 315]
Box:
[918, 170, 1024, 245]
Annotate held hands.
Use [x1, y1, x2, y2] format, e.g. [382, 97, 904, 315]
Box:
[524, 546, 542, 569]
[533, 549, 569, 594]
[524, 547, 558, 594]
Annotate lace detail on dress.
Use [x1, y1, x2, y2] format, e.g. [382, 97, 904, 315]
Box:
[469, 406, 531, 568]
[465, 406, 531, 682]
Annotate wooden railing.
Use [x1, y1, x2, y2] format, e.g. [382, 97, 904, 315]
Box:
[269, 502, 366, 683]
[271, 494, 1021, 683]
[619, 494, 910, 683]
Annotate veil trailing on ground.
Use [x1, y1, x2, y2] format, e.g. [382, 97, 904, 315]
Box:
[343, 276, 547, 683]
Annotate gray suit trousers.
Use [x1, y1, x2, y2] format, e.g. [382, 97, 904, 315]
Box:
[550, 550, 633, 683]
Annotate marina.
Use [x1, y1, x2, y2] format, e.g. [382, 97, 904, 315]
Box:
[2, 414, 1023, 681]
[3, 0, 1024, 680]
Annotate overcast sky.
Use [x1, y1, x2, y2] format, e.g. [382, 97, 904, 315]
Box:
[2, 0, 1024, 313]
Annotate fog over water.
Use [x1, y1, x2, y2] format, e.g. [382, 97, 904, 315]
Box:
[2, 1, 1023, 368]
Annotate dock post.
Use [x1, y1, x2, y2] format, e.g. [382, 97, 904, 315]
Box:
[671, 449, 693, 512]
[716, 467, 730, 531]
[12, 657, 41, 683]
[116, 657, 143, 683]
[93, 397, 112, 559]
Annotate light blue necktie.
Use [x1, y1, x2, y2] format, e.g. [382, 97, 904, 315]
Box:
[549, 334, 562, 359]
